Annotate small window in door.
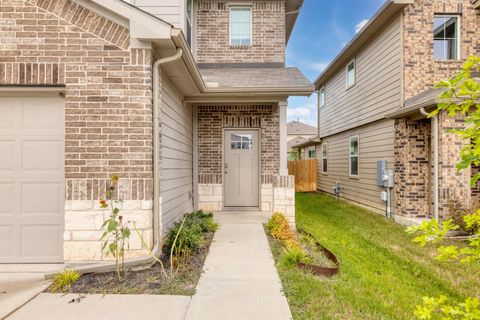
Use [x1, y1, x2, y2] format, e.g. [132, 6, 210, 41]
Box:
[231, 134, 253, 150]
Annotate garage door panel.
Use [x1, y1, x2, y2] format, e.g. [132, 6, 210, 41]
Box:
[22, 98, 64, 134]
[20, 225, 63, 259]
[0, 99, 21, 132]
[0, 226, 14, 257]
[0, 140, 17, 172]
[0, 95, 65, 263]
[0, 183, 15, 215]
[22, 140, 63, 172]
[22, 182, 63, 214]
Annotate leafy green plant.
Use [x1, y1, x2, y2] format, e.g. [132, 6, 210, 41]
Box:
[99, 176, 131, 281]
[281, 245, 311, 266]
[408, 56, 480, 320]
[51, 270, 80, 292]
[187, 210, 219, 233]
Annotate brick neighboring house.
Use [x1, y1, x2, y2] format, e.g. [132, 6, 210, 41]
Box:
[0, 0, 313, 263]
[313, 0, 480, 224]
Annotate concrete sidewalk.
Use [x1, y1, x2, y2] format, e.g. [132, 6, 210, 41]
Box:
[185, 211, 293, 320]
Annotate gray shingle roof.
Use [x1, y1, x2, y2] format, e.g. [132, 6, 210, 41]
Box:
[199, 67, 312, 89]
[287, 121, 317, 135]
[288, 136, 309, 149]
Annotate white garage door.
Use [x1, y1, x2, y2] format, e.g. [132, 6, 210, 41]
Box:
[0, 94, 65, 263]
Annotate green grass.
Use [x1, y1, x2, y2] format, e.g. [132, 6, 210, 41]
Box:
[271, 192, 480, 320]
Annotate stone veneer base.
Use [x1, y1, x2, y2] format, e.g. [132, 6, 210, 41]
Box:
[63, 200, 153, 262]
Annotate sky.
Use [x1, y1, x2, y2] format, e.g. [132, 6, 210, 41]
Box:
[286, 0, 386, 127]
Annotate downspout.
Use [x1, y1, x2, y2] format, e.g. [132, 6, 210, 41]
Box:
[45, 48, 184, 279]
[420, 107, 439, 220]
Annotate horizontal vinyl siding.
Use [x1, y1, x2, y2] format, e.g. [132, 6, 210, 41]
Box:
[317, 119, 395, 212]
[132, 0, 183, 28]
[319, 16, 402, 138]
[161, 78, 193, 232]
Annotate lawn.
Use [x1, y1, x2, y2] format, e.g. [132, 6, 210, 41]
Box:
[271, 192, 480, 320]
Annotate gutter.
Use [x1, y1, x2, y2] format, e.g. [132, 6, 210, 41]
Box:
[45, 48, 184, 279]
[420, 107, 439, 221]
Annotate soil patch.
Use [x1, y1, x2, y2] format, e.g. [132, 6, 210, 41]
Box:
[47, 233, 213, 296]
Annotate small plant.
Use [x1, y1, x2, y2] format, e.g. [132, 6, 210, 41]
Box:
[99, 176, 131, 281]
[406, 219, 459, 247]
[51, 270, 80, 292]
[414, 295, 480, 320]
[267, 212, 297, 244]
[188, 210, 219, 233]
[281, 245, 311, 266]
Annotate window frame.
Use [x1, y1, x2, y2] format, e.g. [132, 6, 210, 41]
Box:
[321, 143, 328, 174]
[186, 0, 194, 48]
[319, 87, 326, 108]
[229, 6, 253, 46]
[433, 14, 461, 61]
[346, 59, 356, 89]
[348, 135, 359, 177]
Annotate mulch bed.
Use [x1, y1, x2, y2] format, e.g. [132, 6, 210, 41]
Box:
[47, 233, 214, 296]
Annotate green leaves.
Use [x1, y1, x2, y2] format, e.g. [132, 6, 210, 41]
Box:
[406, 219, 458, 247]
[414, 295, 480, 320]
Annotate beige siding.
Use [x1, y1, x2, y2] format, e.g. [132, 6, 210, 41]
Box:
[319, 16, 402, 138]
[161, 78, 193, 231]
[132, 0, 184, 28]
[317, 119, 395, 212]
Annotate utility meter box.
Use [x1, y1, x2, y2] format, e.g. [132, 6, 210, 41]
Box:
[376, 160, 387, 187]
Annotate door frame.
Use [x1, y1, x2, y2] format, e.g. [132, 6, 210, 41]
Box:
[222, 128, 261, 210]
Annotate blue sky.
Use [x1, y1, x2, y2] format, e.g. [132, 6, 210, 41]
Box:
[286, 0, 386, 126]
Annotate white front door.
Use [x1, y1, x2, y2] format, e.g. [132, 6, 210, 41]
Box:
[224, 129, 259, 208]
[0, 95, 65, 263]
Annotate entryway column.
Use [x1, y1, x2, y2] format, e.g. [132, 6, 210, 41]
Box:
[279, 100, 288, 176]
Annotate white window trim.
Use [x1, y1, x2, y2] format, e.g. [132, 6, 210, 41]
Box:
[346, 59, 356, 89]
[322, 143, 328, 174]
[348, 135, 359, 177]
[433, 14, 461, 61]
[229, 6, 253, 46]
[319, 87, 326, 108]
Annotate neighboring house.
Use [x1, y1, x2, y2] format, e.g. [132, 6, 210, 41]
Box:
[0, 0, 313, 263]
[287, 120, 317, 159]
[290, 138, 319, 160]
[314, 0, 480, 223]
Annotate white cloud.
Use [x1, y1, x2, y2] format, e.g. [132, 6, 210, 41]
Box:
[355, 19, 369, 33]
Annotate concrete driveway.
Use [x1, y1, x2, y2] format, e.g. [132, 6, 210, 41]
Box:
[0, 265, 59, 319]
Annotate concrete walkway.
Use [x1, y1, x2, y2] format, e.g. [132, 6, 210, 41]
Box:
[185, 211, 293, 320]
[0, 264, 60, 319]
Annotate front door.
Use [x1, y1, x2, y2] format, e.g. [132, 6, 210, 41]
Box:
[224, 129, 259, 208]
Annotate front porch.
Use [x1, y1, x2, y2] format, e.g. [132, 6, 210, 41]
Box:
[193, 104, 295, 222]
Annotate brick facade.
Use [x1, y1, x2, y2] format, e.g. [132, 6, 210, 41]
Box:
[195, 1, 286, 64]
[393, 0, 480, 220]
[394, 119, 432, 218]
[0, 0, 154, 201]
[403, 0, 480, 99]
[196, 104, 280, 184]
[0, 0, 155, 260]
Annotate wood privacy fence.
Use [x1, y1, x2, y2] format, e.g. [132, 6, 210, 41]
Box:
[287, 159, 317, 192]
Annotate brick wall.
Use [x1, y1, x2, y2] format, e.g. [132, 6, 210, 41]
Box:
[394, 119, 432, 218]
[195, 1, 285, 64]
[403, 0, 480, 99]
[0, 0, 154, 201]
[196, 104, 280, 184]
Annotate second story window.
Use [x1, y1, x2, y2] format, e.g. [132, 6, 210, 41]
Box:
[319, 87, 326, 108]
[346, 60, 356, 88]
[230, 7, 252, 46]
[434, 15, 460, 60]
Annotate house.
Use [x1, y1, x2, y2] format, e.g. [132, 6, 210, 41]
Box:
[287, 120, 317, 159]
[314, 0, 480, 223]
[0, 0, 313, 263]
[290, 137, 320, 160]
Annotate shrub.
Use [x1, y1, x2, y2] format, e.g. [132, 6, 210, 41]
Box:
[51, 270, 80, 292]
[281, 245, 311, 266]
[267, 212, 297, 244]
[188, 210, 219, 233]
[448, 200, 479, 235]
